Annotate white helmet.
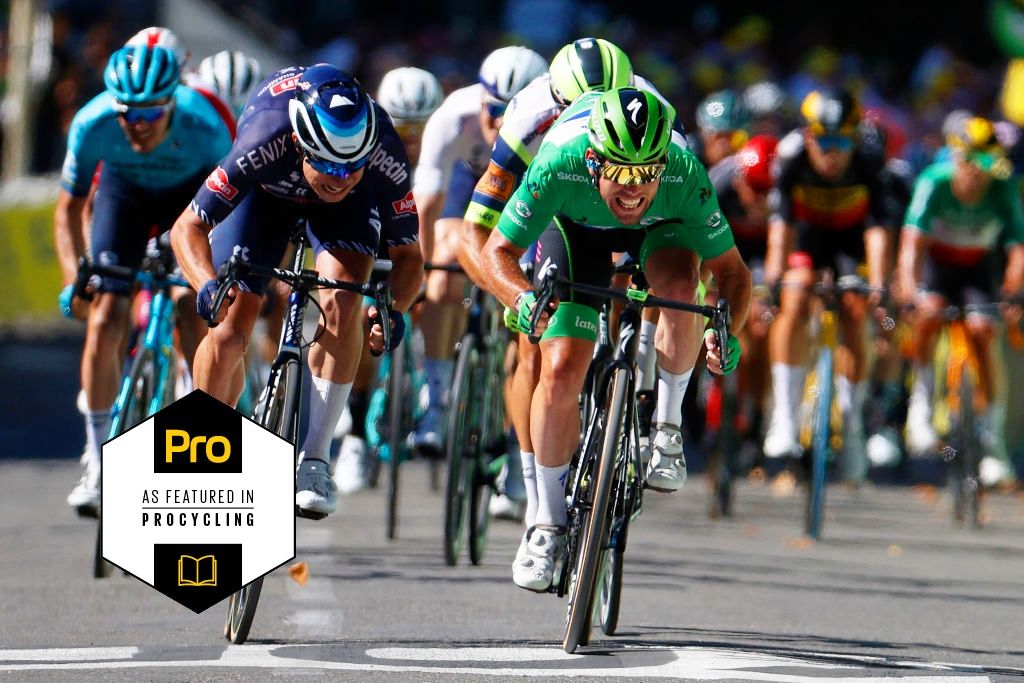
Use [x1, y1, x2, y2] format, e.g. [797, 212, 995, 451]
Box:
[376, 67, 444, 124]
[126, 26, 189, 69]
[198, 50, 263, 115]
[479, 46, 547, 103]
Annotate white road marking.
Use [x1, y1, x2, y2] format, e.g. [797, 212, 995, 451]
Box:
[0, 644, 996, 680]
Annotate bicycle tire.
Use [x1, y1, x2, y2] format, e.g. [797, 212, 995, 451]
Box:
[386, 342, 406, 540]
[710, 374, 739, 519]
[469, 343, 504, 565]
[443, 334, 477, 566]
[805, 349, 832, 540]
[225, 358, 300, 644]
[596, 546, 623, 636]
[953, 367, 982, 528]
[96, 348, 161, 578]
[564, 367, 629, 653]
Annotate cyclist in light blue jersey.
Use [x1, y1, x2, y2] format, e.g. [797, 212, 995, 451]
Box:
[57, 44, 232, 515]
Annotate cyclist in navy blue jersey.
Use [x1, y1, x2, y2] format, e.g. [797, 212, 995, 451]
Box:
[171, 64, 424, 519]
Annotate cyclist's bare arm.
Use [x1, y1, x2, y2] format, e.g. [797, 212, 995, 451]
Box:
[1003, 244, 1024, 295]
[170, 208, 217, 292]
[455, 218, 490, 290]
[53, 189, 88, 285]
[864, 224, 890, 290]
[897, 226, 927, 303]
[764, 216, 790, 286]
[387, 241, 425, 312]
[480, 230, 529, 309]
[416, 191, 444, 262]
[704, 245, 753, 335]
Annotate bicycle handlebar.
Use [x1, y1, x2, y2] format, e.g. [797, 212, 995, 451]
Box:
[424, 262, 465, 274]
[73, 256, 190, 302]
[213, 254, 394, 352]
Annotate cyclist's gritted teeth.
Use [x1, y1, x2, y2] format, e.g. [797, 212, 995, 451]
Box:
[617, 195, 644, 210]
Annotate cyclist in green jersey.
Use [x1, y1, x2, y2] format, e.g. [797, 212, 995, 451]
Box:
[898, 116, 1024, 470]
[481, 87, 752, 591]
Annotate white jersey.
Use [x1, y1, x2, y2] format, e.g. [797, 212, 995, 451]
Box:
[413, 83, 493, 196]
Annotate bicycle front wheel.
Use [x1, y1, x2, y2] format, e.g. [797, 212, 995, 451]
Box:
[444, 334, 478, 566]
[564, 367, 629, 653]
[386, 342, 407, 541]
[805, 349, 832, 540]
[225, 358, 301, 644]
[952, 367, 982, 528]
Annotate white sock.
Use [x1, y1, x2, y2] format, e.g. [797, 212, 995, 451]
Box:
[771, 362, 806, 425]
[654, 366, 693, 427]
[836, 376, 868, 421]
[911, 363, 934, 407]
[84, 409, 111, 470]
[534, 462, 569, 528]
[423, 358, 453, 411]
[521, 452, 538, 529]
[299, 376, 352, 466]
[635, 320, 658, 392]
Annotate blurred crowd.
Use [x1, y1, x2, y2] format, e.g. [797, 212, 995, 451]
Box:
[0, 1, 1011, 176]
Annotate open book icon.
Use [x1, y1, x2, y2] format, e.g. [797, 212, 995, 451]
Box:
[178, 554, 217, 587]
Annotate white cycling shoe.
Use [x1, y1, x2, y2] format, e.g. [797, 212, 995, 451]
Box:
[512, 525, 566, 592]
[905, 396, 939, 457]
[67, 460, 101, 516]
[645, 424, 686, 492]
[334, 435, 368, 495]
[763, 416, 801, 459]
[295, 457, 337, 518]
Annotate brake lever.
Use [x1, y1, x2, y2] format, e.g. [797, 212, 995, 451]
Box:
[368, 282, 391, 357]
[714, 297, 731, 372]
[528, 264, 558, 344]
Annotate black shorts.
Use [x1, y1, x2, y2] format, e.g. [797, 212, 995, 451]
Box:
[920, 253, 999, 308]
[90, 166, 204, 294]
[791, 223, 864, 278]
[208, 186, 382, 295]
[532, 219, 647, 311]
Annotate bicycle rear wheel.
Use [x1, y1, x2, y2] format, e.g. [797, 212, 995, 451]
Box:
[564, 368, 628, 653]
[225, 358, 301, 644]
[469, 344, 504, 565]
[805, 349, 832, 540]
[386, 342, 407, 540]
[596, 546, 623, 636]
[444, 334, 478, 566]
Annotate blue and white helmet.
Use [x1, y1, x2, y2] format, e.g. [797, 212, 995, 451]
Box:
[104, 45, 180, 104]
[478, 46, 547, 103]
[288, 64, 379, 166]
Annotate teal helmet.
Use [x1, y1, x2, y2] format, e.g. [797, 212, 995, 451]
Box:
[587, 87, 675, 164]
[696, 89, 750, 132]
[104, 44, 180, 104]
[549, 37, 633, 104]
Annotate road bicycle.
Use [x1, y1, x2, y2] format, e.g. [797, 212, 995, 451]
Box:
[442, 269, 509, 566]
[794, 272, 884, 541]
[211, 228, 393, 644]
[71, 235, 190, 579]
[528, 264, 731, 653]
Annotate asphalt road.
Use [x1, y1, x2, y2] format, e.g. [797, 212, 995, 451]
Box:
[1, 454, 1023, 682]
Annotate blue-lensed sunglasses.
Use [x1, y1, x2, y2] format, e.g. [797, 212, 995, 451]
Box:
[484, 97, 508, 119]
[303, 150, 368, 179]
[815, 134, 854, 152]
[113, 101, 173, 124]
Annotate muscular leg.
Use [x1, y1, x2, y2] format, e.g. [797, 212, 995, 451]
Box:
[192, 292, 262, 406]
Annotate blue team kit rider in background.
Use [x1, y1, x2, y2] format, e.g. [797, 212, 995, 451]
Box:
[171, 64, 424, 519]
[57, 44, 233, 515]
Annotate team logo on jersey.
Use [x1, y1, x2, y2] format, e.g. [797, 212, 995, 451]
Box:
[205, 167, 238, 201]
[706, 210, 723, 228]
[478, 161, 515, 201]
[391, 190, 417, 215]
[514, 200, 532, 219]
[270, 75, 302, 96]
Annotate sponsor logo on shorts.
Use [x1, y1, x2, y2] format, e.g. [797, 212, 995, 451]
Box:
[514, 200, 532, 219]
[205, 167, 237, 201]
[706, 210, 723, 228]
[391, 190, 417, 215]
[575, 316, 598, 334]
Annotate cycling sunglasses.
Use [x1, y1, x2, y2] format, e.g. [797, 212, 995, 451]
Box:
[483, 96, 508, 119]
[814, 134, 855, 152]
[598, 159, 667, 186]
[303, 150, 368, 179]
[113, 100, 174, 124]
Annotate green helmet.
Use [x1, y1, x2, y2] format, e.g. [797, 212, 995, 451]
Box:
[549, 37, 633, 104]
[696, 89, 750, 132]
[588, 87, 675, 164]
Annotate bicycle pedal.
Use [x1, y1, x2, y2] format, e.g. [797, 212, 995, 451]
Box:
[294, 506, 327, 521]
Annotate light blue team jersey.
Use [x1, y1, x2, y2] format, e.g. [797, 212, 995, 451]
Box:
[60, 85, 232, 196]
